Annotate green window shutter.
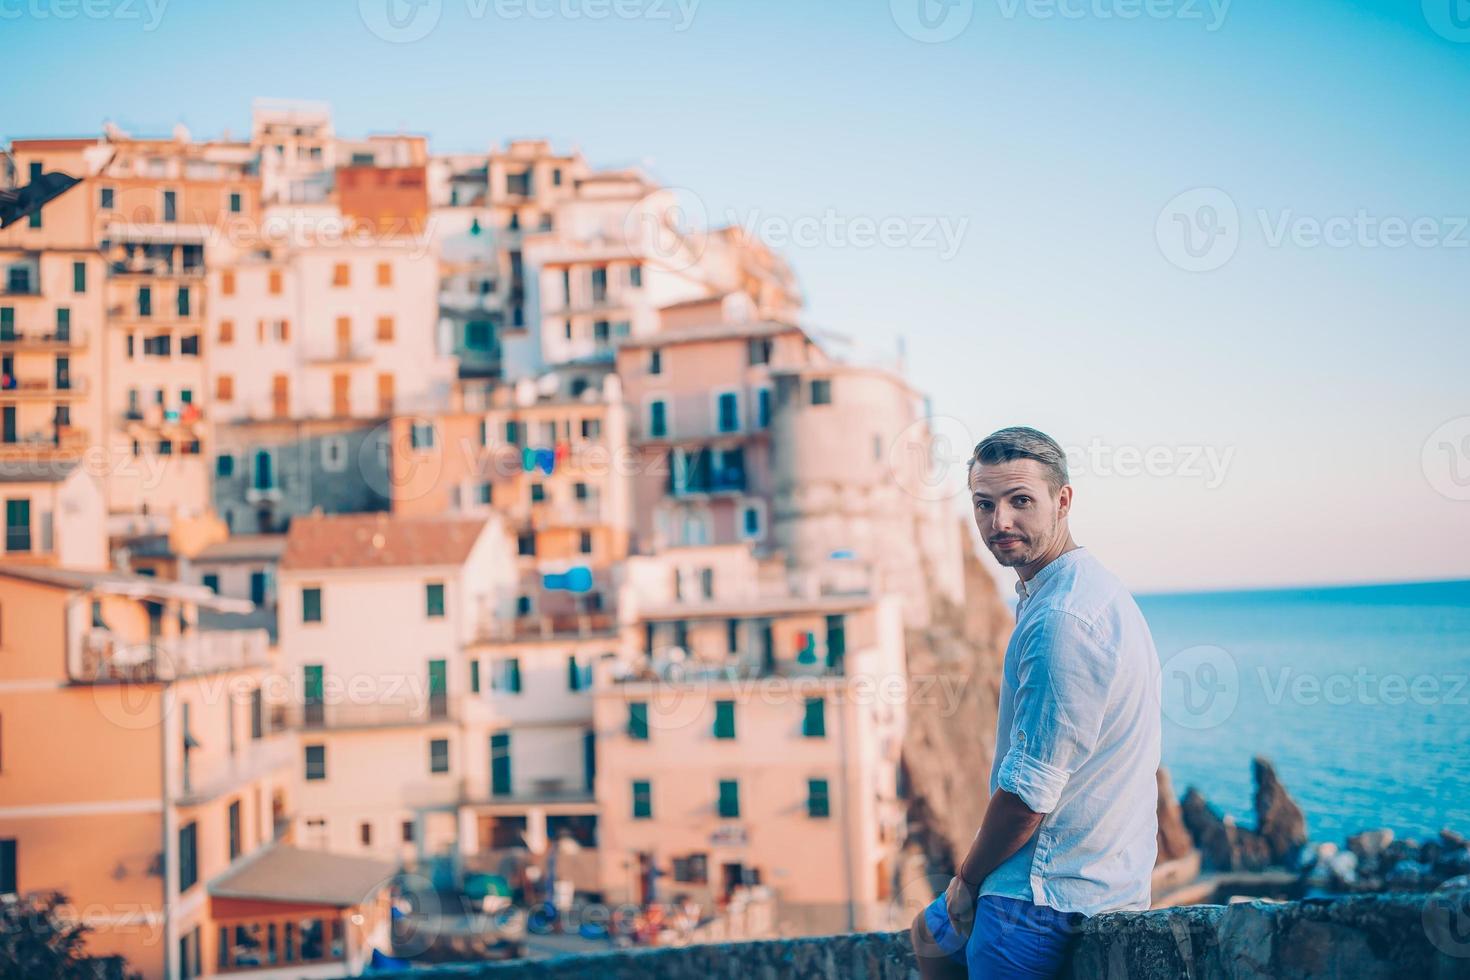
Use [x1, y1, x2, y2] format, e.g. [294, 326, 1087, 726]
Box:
[807, 779, 830, 818]
[567, 654, 581, 691]
[803, 697, 826, 738]
[632, 780, 652, 819]
[628, 702, 649, 740]
[509, 658, 522, 693]
[796, 631, 817, 664]
[426, 582, 445, 617]
[713, 700, 735, 739]
[470, 660, 481, 693]
[718, 779, 740, 818]
[302, 587, 322, 623]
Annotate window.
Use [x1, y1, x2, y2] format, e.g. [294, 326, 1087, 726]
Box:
[717, 391, 740, 433]
[808, 778, 831, 818]
[466, 320, 492, 350]
[648, 399, 667, 439]
[590, 266, 608, 302]
[425, 582, 445, 618]
[251, 689, 264, 740]
[478, 482, 493, 505]
[143, 334, 171, 357]
[410, 422, 435, 449]
[632, 780, 652, 819]
[28, 203, 41, 228]
[627, 702, 649, 740]
[216, 375, 234, 401]
[649, 349, 662, 375]
[579, 530, 593, 555]
[552, 167, 563, 186]
[304, 744, 326, 780]
[516, 595, 532, 616]
[268, 269, 282, 295]
[566, 655, 589, 692]
[756, 387, 772, 429]
[810, 379, 833, 405]
[99, 186, 114, 209]
[700, 568, 714, 599]
[402, 821, 415, 843]
[529, 482, 545, 504]
[629, 263, 642, 288]
[517, 532, 536, 557]
[218, 318, 234, 344]
[178, 822, 198, 891]
[229, 191, 242, 213]
[717, 780, 740, 818]
[673, 854, 709, 883]
[748, 338, 772, 365]
[490, 732, 512, 796]
[376, 262, 392, 286]
[470, 659, 481, 693]
[72, 261, 86, 294]
[5, 500, 30, 553]
[741, 504, 762, 540]
[162, 190, 177, 223]
[0, 839, 14, 894]
[332, 262, 349, 286]
[429, 738, 449, 774]
[181, 334, 200, 356]
[137, 286, 152, 317]
[713, 700, 735, 739]
[202, 573, 219, 594]
[360, 823, 373, 846]
[177, 287, 191, 317]
[228, 801, 242, 860]
[803, 697, 826, 738]
[301, 587, 322, 623]
[492, 658, 522, 693]
[376, 316, 394, 341]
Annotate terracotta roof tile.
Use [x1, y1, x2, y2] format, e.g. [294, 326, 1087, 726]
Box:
[281, 513, 491, 571]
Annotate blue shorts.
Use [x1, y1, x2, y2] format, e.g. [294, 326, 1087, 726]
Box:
[922, 892, 1085, 978]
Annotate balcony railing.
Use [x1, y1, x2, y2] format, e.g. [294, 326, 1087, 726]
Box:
[0, 327, 87, 349]
[177, 731, 294, 806]
[280, 697, 457, 731]
[0, 426, 89, 451]
[76, 628, 270, 683]
[476, 612, 618, 643]
[0, 375, 89, 397]
[528, 500, 604, 530]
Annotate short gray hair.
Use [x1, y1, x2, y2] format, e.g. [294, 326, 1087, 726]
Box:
[969, 426, 1070, 495]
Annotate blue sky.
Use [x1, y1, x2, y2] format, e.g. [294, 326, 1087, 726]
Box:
[6, 0, 1468, 591]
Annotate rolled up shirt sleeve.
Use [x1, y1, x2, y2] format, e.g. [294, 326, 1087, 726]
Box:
[996, 609, 1117, 814]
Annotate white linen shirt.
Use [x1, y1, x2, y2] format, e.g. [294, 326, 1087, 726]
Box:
[979, 546, 1162, 915]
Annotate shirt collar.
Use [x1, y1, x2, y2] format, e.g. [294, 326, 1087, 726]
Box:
[1014, 546, 1087, 604]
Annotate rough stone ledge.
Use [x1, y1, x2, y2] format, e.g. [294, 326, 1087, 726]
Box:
[355, 889, 1470, 979]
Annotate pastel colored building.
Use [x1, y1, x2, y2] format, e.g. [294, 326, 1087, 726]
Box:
[0, 565, 398, 980]
[592, 543, 909, 935]
[275, 513, 516, 863]
[0, 458, 107, 568]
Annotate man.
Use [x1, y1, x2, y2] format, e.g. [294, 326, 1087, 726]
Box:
[911, 427, 1161, 979]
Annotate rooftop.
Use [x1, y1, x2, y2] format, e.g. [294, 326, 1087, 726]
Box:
[210, 843, 396, 908]
[281, 513, 491, 572]
[0, 564, 252, 613]
[195, 533, 288, 564]
[616, 319, 803, 351]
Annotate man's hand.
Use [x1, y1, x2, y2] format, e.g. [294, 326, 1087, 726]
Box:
[942, 874, 977, 943]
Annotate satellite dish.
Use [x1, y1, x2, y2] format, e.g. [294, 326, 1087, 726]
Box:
[537, 373, 561, 396]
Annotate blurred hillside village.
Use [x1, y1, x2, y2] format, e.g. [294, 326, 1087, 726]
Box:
[0, 99, 997, 978]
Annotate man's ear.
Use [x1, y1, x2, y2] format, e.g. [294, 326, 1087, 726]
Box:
[1055, 484, 1073, 519]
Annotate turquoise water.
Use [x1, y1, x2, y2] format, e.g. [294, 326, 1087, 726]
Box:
[1136, 579, 1470, 846]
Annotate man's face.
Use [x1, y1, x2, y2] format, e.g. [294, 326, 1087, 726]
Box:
[969, 458, 1069, 568]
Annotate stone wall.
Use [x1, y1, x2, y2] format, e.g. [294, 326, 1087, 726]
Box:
[357, 889, 1470, 979]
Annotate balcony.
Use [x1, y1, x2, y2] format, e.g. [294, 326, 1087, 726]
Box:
[76, 627, 270, 683]
[281, 697, 458, 732]
[177, 730, 294, 806]
[305, 343, 373, 365]
[0, 375, 90, 398]
[0, 426, 90, 453]
[476, 612, 618, 644]
[528, 499, 604, 530]
[122, 403, 205, 428]
[0, 327, 87, 350]
[108, 258, 205, 278]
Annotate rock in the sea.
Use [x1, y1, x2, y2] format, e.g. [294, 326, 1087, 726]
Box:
[1252, 757, 1308, 866]
[1435, 846, 1470, 879]
[1385, 859, 1431, 889]
[1442, 828, 1467, 848]
[1327, 850, 1359, 886]
[1155, 768, 1195, 862]
[1347, 828, 1394, 865]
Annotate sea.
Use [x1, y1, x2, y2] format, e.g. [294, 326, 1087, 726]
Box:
[1135, 578, 1470, 847]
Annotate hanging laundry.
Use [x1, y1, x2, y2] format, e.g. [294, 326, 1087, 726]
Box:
[536, 447, 555, 475]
